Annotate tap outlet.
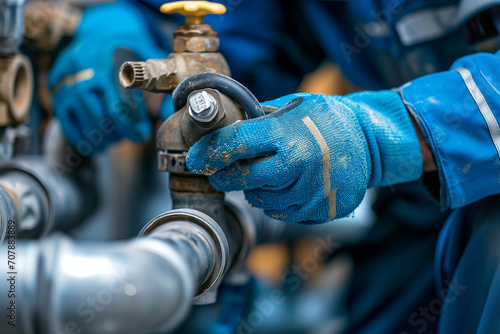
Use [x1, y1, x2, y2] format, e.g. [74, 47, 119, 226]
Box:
[119, 53, 230, 93]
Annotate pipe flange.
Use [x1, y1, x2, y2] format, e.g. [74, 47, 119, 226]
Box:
[0, 54, 33, 125]
[0, 161, 53, 237]
[138, 208, 229, 303]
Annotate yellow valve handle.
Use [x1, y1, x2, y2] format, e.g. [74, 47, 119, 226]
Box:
[161, 1, 226, 25]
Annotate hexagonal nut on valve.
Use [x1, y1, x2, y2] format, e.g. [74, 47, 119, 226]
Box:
[188, 90, 219, 123]
[173, 36, 220, 53]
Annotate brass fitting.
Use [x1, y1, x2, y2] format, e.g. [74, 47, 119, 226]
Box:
[0, 54, 33, 125]
[119, 1, 230, 93]
[23, 1, 81, 52]
[119, 53, 230, 93]
[173, 24, 219, 53]
[174, 33, 218, 53]
[163, 1, 226, 53]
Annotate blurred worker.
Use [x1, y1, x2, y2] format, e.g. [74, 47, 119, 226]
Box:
[47, 0, 500, 333]
[47, 1, 176, 153]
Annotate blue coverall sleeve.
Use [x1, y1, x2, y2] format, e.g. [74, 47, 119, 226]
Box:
[398, 50, 500, 211]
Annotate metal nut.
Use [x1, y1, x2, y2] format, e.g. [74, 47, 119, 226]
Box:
[173, 36, 219, 52]
[188, 91, 219, 123]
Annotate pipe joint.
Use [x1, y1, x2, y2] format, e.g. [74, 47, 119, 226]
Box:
[139, 208, 229, 305]
[0, 54, 33, 125]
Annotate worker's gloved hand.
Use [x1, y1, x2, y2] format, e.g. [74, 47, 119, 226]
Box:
[186, 91, 423, 224]
[48, 2, 172, 154]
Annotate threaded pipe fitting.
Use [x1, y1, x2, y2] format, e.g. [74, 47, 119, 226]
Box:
[119, 61, 149, 89]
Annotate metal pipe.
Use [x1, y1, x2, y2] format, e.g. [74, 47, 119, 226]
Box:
[0, 186, 18, 245]
[0, 0, 33, 126]
[0, 209, 226, 334]
[0, 53, 33, 125]
[225, 191, 285, 246]
[0, 236, 193, 333]
[0, 156, 97, 239]
[0, 196, 282, 333]
[0, 168, 49, 238]
[140, 208, 230, 304]
[0, 0, 24, 55]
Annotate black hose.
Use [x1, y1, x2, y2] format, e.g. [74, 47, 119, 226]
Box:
[172, 73, 265, 119]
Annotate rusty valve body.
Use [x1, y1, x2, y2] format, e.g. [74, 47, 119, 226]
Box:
[119, 1, 264, 305]
[157, 87, 245, 174]
[119, 21, 230, 93]
[119, 53, 230, 94]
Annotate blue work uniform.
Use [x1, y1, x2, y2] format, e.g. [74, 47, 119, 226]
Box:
[135, 0, 500, 333]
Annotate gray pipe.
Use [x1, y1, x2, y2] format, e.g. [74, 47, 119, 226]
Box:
[0, 209, 225, 334]
[0, 186, 18, 244]
[0, 156, 97, 239]
[0, 188, 283, 333]
[0, 0, 24, 55]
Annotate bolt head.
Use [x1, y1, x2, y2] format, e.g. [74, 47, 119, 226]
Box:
[188, 91, 218, 122]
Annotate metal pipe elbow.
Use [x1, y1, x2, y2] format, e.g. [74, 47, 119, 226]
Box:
[140, 208, 230, 305]
[0, 157, 97, 237]
[0, 235, 195, 334]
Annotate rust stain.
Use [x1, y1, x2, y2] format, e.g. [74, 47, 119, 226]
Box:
[193, 163, 218, 176]
[240, 165, 250, 187]
[242, 165, 250, 176]
[219, 144, 246, 163]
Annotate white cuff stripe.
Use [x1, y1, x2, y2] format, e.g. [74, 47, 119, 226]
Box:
[454, 67, 500, 159]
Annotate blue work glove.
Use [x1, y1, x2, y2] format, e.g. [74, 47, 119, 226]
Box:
[186, 91, 423, 224]
[48, 1, 172, 154]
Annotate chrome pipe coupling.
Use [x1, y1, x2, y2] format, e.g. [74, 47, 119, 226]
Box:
[138, 208, 229, 305]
